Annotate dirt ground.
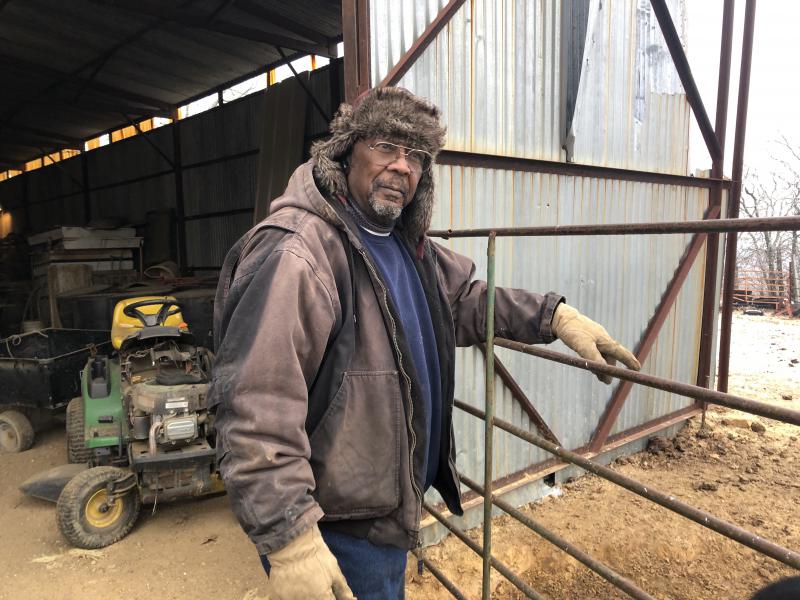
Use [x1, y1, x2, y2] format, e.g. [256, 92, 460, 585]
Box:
[1, 313, 798, 600]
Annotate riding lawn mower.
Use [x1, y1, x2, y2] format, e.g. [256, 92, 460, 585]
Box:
[21, 296, 220, 549]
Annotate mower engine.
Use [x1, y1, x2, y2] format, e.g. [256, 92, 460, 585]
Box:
[123, 341, 212, 453]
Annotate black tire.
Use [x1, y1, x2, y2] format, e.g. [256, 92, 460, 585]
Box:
[66, 398, 92, 464]
[0, 409, 35, 453]
[56, 466, 141, 549]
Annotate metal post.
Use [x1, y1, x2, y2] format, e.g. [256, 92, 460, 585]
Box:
[171, 109, 188, 273]
[342, 0, 370, 102]
[481, 232, 496, 600]
[696, 0, 735, 392]
[81, 150, 91, 224]
[718, 0, 757, 392]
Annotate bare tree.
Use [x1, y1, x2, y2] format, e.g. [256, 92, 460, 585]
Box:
[738, 137, 800, 304]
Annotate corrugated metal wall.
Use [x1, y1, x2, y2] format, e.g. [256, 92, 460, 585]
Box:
[567, 0, 690, 172]
[0, 60, 343, 271]
[369, 0, 706, 498]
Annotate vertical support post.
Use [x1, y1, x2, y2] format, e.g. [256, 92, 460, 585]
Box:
[21, 172, 30, 234]
[81, 150, 92, 225]
[482, 232, 496, 600]
[342, 0, 370, 103]
[718, 0, 757, 393]
[696, 0, 735, 390]
[171, 109, 188, 273]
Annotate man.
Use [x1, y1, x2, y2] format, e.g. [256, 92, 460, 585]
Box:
[209, 87, 640, 599]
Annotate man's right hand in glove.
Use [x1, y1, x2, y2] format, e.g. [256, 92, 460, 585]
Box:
[265, 524, 355, 600]
[551, 303, 641, 384]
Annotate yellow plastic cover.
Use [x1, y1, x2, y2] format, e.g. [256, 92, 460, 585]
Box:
[111, 296, 185, 349]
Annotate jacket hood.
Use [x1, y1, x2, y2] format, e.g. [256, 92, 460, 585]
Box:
[310, 87, 446, 246]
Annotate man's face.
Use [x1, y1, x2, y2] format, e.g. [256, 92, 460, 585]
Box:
[345, 138, 423, 227]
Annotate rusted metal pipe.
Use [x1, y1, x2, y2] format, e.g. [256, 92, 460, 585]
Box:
[481, 232, 496, 600]
[437, 149, 729, 189]
[460, 475, 657, 600]
[718, 0, 758, 393]
[410, 548, 469, 600]
[650, 0, 722, 161]
[424, 502, 547, 600]
[428, 215, 800, 239]
[696, 0, 736, 393]
[455, 401, 800, 570]
[494, 339, 800, 427]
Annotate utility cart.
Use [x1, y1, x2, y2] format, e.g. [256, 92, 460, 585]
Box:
[0, 328, 111, 452]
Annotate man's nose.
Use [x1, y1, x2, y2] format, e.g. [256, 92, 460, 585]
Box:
[385, 153, 412, 175]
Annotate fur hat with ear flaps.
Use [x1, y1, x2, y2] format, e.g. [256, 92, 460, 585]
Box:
[311, 87, 446, 246]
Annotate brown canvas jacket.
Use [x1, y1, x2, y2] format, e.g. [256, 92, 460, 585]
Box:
[209, 159, 563, 555]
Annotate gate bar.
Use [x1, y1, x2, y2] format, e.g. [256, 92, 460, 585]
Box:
[429, 215, 800, 239]
[411, 548, 469, 600]
[425, 502, 547, 600]
[455, 401, 800, 570]
[481, 233, 496, 600]
[495, 340, 800, 427]
[460, 474, 657, 600]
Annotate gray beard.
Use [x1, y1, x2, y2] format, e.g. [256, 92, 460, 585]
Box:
[369, 194, 403, 224]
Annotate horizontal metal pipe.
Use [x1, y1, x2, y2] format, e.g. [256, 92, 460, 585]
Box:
[459, 475, 656, 600]
[410, 548, 469, 600]
[424, 502, 546, 600]
[428, 215, 800, 239]
[437, 149, 728, 190]
[455, 401, 800, 570]
[494, 340, 800, 427]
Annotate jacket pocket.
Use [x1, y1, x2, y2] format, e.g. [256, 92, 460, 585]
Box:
[309, 370, 403, 519]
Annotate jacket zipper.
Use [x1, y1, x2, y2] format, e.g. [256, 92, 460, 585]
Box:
[356, 247, 423, 535]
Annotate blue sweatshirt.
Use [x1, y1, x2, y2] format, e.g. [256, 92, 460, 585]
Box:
[360, 228, 442, 489]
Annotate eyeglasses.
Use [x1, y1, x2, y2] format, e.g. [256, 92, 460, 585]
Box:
[366, 140, 432, 173]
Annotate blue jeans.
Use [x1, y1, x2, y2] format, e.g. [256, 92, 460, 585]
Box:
[260, 527, 408, 599]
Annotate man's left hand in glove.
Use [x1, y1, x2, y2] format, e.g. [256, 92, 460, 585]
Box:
[551, 303, 641, 384]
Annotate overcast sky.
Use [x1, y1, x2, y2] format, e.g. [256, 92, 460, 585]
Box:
[686, 1, 800, 176]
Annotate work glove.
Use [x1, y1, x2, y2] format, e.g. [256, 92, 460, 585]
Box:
[265, 524, 356, 600]
[551, 303, 641, 384]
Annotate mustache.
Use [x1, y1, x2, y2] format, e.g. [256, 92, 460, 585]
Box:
[372, 178, 409, 195]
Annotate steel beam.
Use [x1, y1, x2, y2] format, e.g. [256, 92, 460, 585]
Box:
[342, 0, 370, 102]
[379, 0, 468, 87]
[696, 0, 736, 393]
[100, 0, 333, 57]
[236, 0, 332, 46]
[172, 110, 187, 273]
[718, 0, 757, 393]
[650, 0, 722, 161]
[588, 205, 720, 452]
[0, 54, 172, 112]
[428, 215, 800, 238]
[479, 344, 561, 445]
[495, 341, 800, 426]
[437, 149, 729, 189]
[1, 123, 83, 146]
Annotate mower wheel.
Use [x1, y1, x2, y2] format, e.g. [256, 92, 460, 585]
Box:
[57, 466, 141, 549]
[66, 398, 92, 464]
[0, 410, 35, 453]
